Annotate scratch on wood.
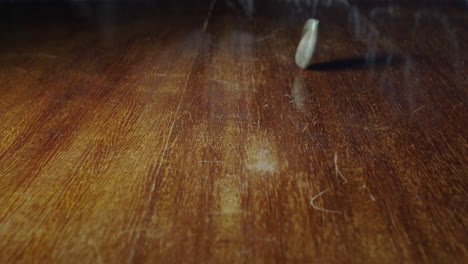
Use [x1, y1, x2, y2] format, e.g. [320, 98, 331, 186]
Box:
[309, 189, 342, 215]
[255, 28, 285, 42]
[302, 123, 309, 133]
[202, 0, 217, 32]
[88, 240, 103, 264]
[37, 53, 57, 59]
[127, 233, 140, 264]
[236, 249, 252, 256]
[209, 210, 243, 215]
[334, 152, 347, 183]
[210, 79, 240, 90]
[411, 105, 426, 115]
[128, 44, 199, 264]
[150, 51, 196, 187]
[255, 34, 277, 42]
[117, 229, 167, 239]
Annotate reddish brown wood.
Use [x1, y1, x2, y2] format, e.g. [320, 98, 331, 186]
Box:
[0, 1, 466, 263]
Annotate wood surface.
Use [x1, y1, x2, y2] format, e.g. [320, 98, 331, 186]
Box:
[0, 1, 466, 263]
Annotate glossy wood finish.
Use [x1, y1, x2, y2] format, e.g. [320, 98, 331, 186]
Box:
[0, 1, 466, 263]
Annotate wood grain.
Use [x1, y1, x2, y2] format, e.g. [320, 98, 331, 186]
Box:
[0, 1, 466, 263]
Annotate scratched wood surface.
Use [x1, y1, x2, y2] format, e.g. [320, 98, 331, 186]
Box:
[0, 1, 466, 263]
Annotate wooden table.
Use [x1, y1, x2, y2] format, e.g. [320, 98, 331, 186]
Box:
[0, 1, 466, 263]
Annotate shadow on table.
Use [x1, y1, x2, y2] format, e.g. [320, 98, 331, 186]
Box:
[307, 55, 404, 71]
